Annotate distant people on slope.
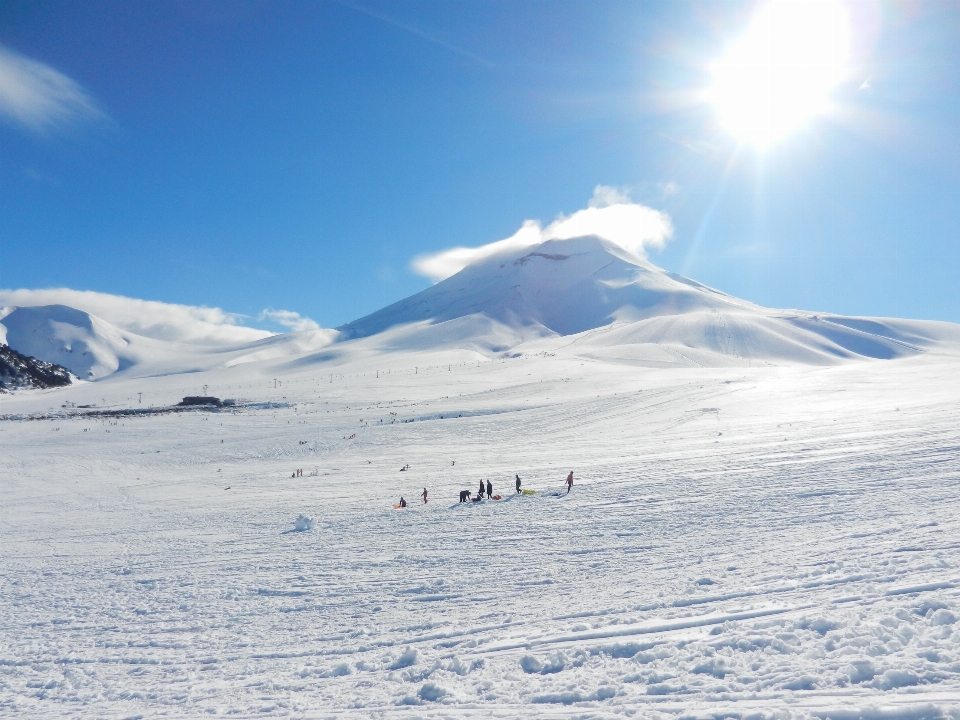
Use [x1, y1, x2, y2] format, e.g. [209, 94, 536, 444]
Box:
[566, 471, 574, 493]
[515, 474, 521, 494]
[398, 497, 407, 508]
[478, 479, 485, 499]
[459, 490, 470, 503]
[421, 487, 428, 504]
[486, 479, 492, 498]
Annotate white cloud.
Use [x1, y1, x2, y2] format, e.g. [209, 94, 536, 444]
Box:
[411, 220, 542, 284]
[258, 309, 321, 332]
[0, 288, 277, 346]
[0, 43, 105, 132]
[660, 181, 680, 197]
[588, 184, 633, 208]
[411, 186, 674, 282]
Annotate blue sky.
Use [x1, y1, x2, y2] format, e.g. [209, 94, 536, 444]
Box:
[2, 0, 959, 336]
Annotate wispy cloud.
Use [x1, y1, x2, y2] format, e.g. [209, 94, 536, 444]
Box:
[340, 1, 494, 68]
[0, 43, 106, 132]
[258, 309, 321, 332]
[411, 186, 674, 282]
[0, 288, 276, 346]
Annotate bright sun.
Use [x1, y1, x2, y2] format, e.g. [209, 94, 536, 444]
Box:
[709, 0, 853, 147]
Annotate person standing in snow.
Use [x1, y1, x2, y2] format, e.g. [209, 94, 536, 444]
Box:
[486, 479, 493, 498]
[399, 497, 407, 508]
[478, 479, 485, 499]
[566, 471, 573, 493]
[421, 487, 428, 504]
[515, 474, 521, 494]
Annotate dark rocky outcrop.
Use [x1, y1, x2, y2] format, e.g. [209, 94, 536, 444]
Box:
[0, 344, 73, 392]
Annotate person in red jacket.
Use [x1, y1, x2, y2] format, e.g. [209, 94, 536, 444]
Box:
[566, 471, 573, 493]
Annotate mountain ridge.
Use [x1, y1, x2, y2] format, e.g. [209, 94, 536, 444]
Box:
[4, 236, 960, 382]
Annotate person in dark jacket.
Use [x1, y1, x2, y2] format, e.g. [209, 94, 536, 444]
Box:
[478, 479, 485, 498]
[459, 490, 470, 503]
[399, 497, 407, 507]
[486, 479, 493, 498]
[515, 474, 521, 493]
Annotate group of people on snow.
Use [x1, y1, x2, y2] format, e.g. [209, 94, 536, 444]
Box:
[404, 470, 574, 508]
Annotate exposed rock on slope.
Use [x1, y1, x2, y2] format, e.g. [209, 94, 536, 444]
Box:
[0, 344, 72, 391]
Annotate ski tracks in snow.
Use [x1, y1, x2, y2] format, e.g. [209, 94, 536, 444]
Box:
[2, 355, 960, 717]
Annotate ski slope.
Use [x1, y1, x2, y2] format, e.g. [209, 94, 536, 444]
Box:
[2, 341, 960, 718]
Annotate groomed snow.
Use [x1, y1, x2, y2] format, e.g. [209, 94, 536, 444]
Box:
[3, 341, 960, 718]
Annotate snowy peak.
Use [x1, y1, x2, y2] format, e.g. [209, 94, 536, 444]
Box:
[0, 304, 340, 382]
[340, 236, 742, 339]
[332, 235, 960, 366]
[0, 305, 145, 380]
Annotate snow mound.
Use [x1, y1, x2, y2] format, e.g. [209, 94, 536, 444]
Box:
[293, 514, 315, 531]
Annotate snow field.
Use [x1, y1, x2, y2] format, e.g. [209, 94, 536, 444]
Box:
[2, 351, 960, 717]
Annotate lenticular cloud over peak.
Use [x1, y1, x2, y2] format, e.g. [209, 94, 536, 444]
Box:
[0, 288, 275, 346]
[411, 185, 674, 282]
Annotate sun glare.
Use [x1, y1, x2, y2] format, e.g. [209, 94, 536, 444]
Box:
[709, 0, 853, 147]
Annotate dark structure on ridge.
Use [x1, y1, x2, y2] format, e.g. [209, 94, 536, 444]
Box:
[178, 396, 224, 407]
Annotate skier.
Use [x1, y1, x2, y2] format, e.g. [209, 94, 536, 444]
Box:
[486, 479, 493, 498]
[399, 496, 407, 508]
[421, 487, 428, 504]
[515, 474, 521, 494]
[478, 479, 485, 499]
[566, 471, 574, 494]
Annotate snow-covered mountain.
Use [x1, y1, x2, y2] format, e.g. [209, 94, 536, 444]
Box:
[4, 237, 960, 382]
[0, 305, 165, 380]
[338, 235, 960, 366]
[340, 236, 743, 339]
[0, 305, 337, 381]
